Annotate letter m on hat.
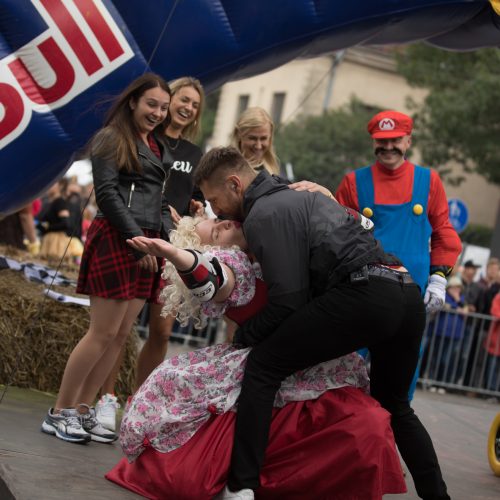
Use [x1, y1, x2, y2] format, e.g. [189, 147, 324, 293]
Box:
[379, 118, 395, 130]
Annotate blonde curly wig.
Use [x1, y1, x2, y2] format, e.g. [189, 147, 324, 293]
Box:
[159, 215, 223, 329]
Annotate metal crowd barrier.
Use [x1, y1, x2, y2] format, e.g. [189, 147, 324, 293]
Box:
[418, 308, 500, 398]
[136, 303, 226, 348]
[169, 317, 225, 347]
[135, 303, 500, 397]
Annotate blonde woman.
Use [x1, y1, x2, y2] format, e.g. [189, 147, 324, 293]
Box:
[232, 107, 280, 175]
[136, 76, 206, 385]
[105, 215, 406, 500]
[232, 106, 336, 199]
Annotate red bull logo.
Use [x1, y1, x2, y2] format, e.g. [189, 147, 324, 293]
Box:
[0, 0, 133, 149]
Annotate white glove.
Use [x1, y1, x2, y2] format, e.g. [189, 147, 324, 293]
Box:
[424, 274, 447, 313]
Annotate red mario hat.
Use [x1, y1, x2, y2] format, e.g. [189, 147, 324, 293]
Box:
[367, 110, 413, 139]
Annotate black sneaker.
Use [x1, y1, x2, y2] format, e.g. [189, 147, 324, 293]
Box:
[41, 408, 91, 443]
[80, 405, 117, 443]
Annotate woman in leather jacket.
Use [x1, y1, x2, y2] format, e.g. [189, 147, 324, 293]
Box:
[41, 73, 172, 445]
[96, 78, 208, 430]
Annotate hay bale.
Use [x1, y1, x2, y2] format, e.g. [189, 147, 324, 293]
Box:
[0, 246, 138, 402]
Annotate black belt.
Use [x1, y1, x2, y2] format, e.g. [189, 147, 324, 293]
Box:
[348, 264, 414, 285]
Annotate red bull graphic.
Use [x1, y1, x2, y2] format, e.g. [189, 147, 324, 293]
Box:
[1, 0, 133, 149]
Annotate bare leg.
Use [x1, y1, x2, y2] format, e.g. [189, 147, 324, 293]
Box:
[76, 298, 145, 405]
[100, 343, 127, 397]
[54, 296, 143, 410]
[135, 303, 175, 389]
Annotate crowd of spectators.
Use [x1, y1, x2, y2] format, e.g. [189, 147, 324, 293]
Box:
[0, 176, 96, 264]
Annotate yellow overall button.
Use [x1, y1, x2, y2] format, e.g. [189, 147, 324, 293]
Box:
[362, 207, 373, 218]
[413, 204, 424, 215]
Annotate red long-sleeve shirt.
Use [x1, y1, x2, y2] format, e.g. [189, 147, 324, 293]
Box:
[335, 160, 461, 268]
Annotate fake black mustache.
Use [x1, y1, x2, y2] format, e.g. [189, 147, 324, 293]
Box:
[375, 147, 404, 156]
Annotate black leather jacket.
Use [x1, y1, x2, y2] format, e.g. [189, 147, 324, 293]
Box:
[92, 138, 173, 259]
[235, 170, 395, 346]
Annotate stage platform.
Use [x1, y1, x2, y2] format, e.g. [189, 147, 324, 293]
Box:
[1, 376, 499, 499]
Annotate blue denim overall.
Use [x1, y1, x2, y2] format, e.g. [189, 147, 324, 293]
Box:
[355, 164, 432, 399]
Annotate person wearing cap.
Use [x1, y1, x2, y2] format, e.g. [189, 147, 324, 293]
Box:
[336, 110, 462, 398]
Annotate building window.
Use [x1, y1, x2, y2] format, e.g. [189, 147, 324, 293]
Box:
[236, 94, 250, 121]
[271, 92, 286, 125]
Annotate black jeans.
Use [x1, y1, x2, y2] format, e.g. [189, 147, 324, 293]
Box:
[228, 276, 450, 500]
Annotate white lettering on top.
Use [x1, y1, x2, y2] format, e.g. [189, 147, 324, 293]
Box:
[171, 161, 193, 174]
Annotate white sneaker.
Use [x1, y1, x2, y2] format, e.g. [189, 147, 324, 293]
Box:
[95, 393, 120, 431]
[80, 405, 117, 443]
[220, 486, 254, 499]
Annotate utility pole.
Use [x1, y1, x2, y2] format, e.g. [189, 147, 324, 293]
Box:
[322, 50, 345, 112]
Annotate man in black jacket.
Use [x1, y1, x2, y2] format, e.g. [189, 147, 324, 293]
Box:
[194, 147, 450, 500]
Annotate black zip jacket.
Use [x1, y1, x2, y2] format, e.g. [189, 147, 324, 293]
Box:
[92, 134, 173, 260]
[235, 170, 399, 346]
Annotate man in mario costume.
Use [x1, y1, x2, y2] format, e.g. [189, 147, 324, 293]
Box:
[336, 110, 462, 398]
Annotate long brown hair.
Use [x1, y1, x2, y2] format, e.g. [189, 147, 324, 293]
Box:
[91, 73, 171, 172]
[167, 76, 205, 142]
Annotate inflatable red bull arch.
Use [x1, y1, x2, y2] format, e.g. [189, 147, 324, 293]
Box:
[1, 0, 499, 215]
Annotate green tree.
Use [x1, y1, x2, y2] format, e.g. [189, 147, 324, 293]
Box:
[275, 99, 381, 192]
[396, 44, 500, 185]
[460, 223, 493, 248]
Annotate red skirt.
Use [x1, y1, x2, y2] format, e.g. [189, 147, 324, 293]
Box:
[76, 217, 161, 301]
[106, 387, 406, 499]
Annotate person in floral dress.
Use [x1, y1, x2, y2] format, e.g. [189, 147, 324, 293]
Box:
[106, 216, 407, 500]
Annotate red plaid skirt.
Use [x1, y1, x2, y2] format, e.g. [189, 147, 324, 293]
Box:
[77, 218, 161, 302]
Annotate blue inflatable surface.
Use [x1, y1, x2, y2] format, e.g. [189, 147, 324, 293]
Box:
[1, 0, 499, 215]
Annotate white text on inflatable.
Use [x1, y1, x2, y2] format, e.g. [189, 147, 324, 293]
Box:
[0, 0, 133, 149]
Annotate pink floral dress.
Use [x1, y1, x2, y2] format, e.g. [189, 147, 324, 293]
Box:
[120, 249, 369, 462]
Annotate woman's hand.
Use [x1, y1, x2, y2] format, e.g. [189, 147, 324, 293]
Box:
[137, 254, 158, 273]
[128, 236, 177, 259]
[128, 236, 198, 273]
[168, 205, 182, 225]
[288, 180, 337, 201]
[189, 199, 205, 217]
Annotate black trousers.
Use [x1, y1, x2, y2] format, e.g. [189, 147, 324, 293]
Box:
[227, 276, 450, 500]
